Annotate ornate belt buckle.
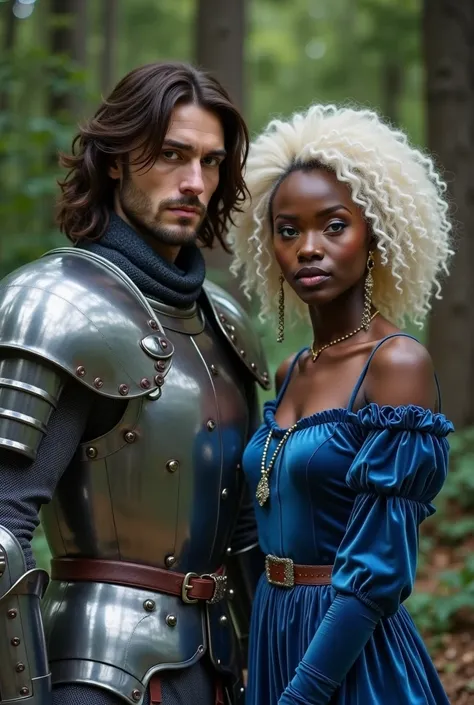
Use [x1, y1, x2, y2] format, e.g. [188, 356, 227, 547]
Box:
[265, 554, 295, 588]
[202, 573, 228, 604]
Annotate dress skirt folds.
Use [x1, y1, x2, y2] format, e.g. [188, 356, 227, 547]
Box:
[242, 342, 453, 705]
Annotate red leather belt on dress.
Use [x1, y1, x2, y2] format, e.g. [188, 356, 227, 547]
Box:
[265, 554, 332, 587]
[50, 557, 227, 604]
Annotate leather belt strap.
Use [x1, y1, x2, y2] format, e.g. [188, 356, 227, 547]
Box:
[50, 557, 227, 604]
[265, 554, 332, 587]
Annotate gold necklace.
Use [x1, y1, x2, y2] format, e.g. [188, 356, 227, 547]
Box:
[311, 311, 379, 362]
[256, 423, 298, 507]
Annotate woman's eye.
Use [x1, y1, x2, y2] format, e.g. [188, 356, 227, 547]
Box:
[326, 221, 346, 234]
[277, 225, 299, 239]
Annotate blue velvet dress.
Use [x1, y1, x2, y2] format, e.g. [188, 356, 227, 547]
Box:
[243, 336, 453, 704]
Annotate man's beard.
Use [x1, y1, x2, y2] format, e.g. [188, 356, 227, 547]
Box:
[118, 175, 206, 246]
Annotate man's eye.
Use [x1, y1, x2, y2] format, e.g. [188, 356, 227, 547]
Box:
[202, 156, 220, 167]
[162, 151, 180, 161]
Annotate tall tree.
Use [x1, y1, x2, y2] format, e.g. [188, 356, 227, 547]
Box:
[424, 0, 474, 428]
[101, 0, 119, 95]
[0, 0, 17, 112]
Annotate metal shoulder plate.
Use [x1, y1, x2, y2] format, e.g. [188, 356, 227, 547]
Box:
[0, 248, 173, 400]
[202, 280, 270, 390]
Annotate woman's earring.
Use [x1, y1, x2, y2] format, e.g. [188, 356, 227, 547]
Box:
[362, 251, 375, 331]
[277, 274, 285, 343]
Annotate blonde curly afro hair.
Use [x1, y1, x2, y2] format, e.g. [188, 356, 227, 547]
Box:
[229, 105, 453, 327]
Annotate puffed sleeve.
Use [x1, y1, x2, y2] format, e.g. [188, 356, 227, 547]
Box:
[279, 405, 453, 705]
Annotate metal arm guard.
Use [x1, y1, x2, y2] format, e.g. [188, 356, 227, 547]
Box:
[0, 527, 50, 704]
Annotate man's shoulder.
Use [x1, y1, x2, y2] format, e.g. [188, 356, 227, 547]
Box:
[0, 248, 173, 399]
[202, 279, 271, 390]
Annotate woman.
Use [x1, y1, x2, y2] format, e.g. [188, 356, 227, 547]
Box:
[229, 105, 453, 704]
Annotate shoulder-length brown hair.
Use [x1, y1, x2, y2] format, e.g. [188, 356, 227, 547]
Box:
[56, 61, 249, 250]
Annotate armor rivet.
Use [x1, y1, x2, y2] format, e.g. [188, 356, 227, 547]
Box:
[11, 637, 20, 646]
[207, 419, 216, 431]
[143, 599, 155, 612]
[210, 364, 218, 376]
[230, 334, 237, 343]
[221, 488, 229, 500]
[165, 555, 176, 568]
[154, 374, 164, 386]
[240, 349, 246, 358]
[94, 377, 104, 389]
[15, 662, 25, 673]
[227, 588, 235, 599]
[236, 463, 242, 471]
[219, 314, 226, 323]
[240, 687, 245, 693]
[124, 431, 136, 443]
[19, 687, 29, 697]
[140, 378, 151, 389]
[166, 459, 179, 474]
[159, 338, 168, 349]
[86, 446, 98, 459]
[76, 366, 86, 377]
[131, 689, 141, 702]
[155, 360, 166, 372]
[217, 658, 221, 665]
[226, 547, 232, 555]
[7, 609, 17, 619]
[119, 384, 129, 396]
[251, 362, 257, 371]
[219, 615, 228, 626]
[166, 614, 177, 627]
[148, 319, 158, 330]
[198, 645, 204, 653]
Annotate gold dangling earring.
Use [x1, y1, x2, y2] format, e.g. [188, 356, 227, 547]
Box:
[362, 251, 375, 331]
[277, 273, 285, 343]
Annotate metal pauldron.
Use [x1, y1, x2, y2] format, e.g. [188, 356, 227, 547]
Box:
[0, 526, 51, 704]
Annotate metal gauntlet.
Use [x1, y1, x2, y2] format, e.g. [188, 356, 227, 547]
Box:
[0, 527, 51, 704]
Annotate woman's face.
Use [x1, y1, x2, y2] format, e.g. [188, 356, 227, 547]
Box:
[271, 168, 370, 308]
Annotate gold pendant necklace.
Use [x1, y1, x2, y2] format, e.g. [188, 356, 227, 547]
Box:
[256, 423, 298, 507]
[311, 311, 379, 362]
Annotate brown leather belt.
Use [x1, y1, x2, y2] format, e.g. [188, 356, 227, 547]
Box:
[50, 557, 228, 604]
[265, 554, 332, 587]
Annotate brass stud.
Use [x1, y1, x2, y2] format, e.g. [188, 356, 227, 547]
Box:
[148, 319, 158, 330]
[210, 364, 218, 376]
[94, 377, 103, 389]
[140, 378, 151, 389]
[240, 349, 246, 357]
[143, 599, 155, 612]
[7, 609, 17, 619]
[219, 615, 228, 626]
[221, 488, 229, 500]
[11, 637, 20, 646]
[76, 366, 86, 377]
[166, 459, 179, 473]
[166, 614, 177, 627]
[131, 690, 141, 702]
[86, 447, 98, 459]
[165, 555, 176, 568]
[119, 384, 129, 396]
[155, 360, 166, 372]
[251, 362, 257, 371]
[230, 334, 236, 343]
[207, 419, 216, 431]
[154, 374, 164, 386]
[227, 588, 235, 600]
[15, 662, 25, 673]
[124, 431, 136, 444]
[159, 338, 168, 349]
[20, 687, 29, 697]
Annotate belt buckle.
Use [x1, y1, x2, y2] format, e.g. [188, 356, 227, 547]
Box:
[265, 554, 295, 588]
[202, 573, 228, 604]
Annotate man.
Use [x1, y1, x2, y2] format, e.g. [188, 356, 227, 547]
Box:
[0, 62, 269, 705]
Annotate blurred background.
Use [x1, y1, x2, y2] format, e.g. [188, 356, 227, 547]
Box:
[0, 0, 473, 701]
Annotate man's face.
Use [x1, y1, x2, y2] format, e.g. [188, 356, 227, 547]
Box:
[109, 102, 226, 252]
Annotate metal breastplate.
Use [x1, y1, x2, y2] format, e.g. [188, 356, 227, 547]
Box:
[41, 299, 249, 704]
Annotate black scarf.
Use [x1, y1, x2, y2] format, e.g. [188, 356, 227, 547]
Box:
[80, 212, 206, 308]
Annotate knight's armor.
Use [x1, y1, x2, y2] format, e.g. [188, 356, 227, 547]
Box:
[0, 248, 269, 705]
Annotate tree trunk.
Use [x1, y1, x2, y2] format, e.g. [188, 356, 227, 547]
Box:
[424, 0, 474, 428]
[101, 0, 119, 95]
[382, 60, 403, 126]
[0, 0, 17, 112]
[195, 0, 247, 303]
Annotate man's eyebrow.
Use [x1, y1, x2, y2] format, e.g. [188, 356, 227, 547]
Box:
[162, 139, 226, 157]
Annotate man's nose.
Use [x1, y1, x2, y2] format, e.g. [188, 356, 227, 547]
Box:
[179, 161, 205, 197]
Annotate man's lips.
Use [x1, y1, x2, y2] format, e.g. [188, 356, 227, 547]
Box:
[167, 206, 200, 217]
